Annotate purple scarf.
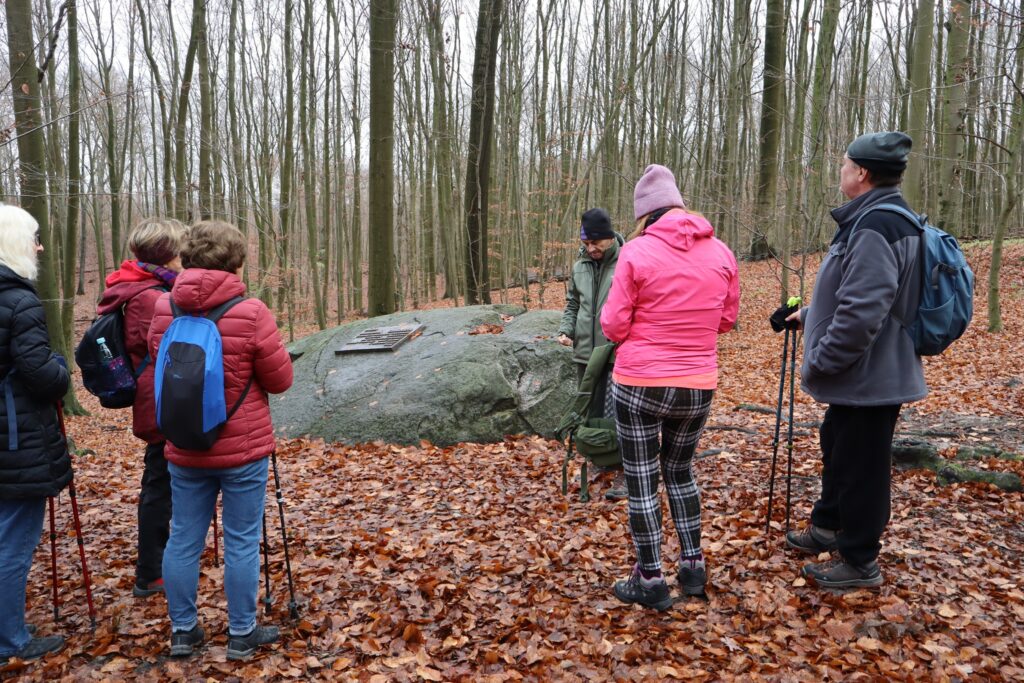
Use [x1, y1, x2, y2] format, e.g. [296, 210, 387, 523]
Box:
[137, 261, 178, 287]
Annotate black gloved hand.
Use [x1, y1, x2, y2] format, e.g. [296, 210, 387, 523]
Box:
[769, 304, 801, 333]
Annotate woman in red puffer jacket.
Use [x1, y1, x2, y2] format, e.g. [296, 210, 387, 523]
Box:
[96, 217, 185, 599]
[148, 220, 292, 660]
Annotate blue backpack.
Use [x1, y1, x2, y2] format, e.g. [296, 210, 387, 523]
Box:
[853, 203, 974, 356]
[154, 297, 252, 451]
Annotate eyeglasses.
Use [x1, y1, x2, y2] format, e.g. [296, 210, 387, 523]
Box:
[33, 232, 41, 247]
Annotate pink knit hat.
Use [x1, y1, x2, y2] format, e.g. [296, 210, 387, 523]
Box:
[633, 164, 685, 219]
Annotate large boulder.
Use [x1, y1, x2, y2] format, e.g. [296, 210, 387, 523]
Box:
[272, 305, 576, 445]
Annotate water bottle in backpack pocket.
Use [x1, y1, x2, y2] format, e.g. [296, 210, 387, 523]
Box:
[154, 297, 252, 450]
[97, 337, 135, 390]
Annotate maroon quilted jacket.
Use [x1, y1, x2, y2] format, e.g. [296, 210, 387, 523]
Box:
[96, 261, 171, 444]
[147, 269, 293, 468]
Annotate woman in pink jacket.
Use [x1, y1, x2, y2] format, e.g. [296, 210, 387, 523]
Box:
[600, 165, 739, 610]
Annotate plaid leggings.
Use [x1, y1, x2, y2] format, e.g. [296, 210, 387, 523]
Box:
[613, 382, 714, 572]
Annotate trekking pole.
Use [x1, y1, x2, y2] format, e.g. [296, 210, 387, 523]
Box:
[47, 497, 59, 621]
[269, 451, 299, 620]
[784, 323, 799, 533]
[764, 327, 789, 533]
[56, 403, 98, 630]
[261, 510, 272, 615]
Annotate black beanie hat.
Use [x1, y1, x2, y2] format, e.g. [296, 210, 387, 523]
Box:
[846, 131, 913, 174]
[580, 208, 614, 241]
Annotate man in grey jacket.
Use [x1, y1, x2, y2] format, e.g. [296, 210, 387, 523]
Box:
[785, 131, 927, 589]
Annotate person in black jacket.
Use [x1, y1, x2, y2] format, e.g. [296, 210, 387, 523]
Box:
[0, 204, 71, 662]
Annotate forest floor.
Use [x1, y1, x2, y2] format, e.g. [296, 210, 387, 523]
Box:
[3, 241, 1023, 681]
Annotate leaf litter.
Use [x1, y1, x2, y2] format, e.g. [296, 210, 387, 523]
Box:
[6, 242, 1023, 681]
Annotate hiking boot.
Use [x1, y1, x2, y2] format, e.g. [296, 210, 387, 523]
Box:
[133, 578, 165, 598]
[169, 624, 205, 657]
[613, 566, 673, 611]
[786, 525, 838, 555]
[604, 473, 628, 501]
[227, 625, 280, 660]
[802, 558, 883, 589]
[2, 635, 64, 662]
[677, 559, 707, 596]
[604, 486, 627, 501]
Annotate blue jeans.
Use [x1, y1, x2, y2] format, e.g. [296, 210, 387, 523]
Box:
[0, 498, 45, 657]
[164, 458, 268, 636]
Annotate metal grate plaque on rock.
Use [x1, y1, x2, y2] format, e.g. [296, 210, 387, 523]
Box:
[335, 324, 425, 354]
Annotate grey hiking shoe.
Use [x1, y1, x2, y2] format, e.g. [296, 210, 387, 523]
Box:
[613, 566, 673, 611]
[604, 474, 628, 501]
[677, 560, 707, 596]
[1, 635, 64, 662]
[133, 578, 165, 598]
[802, 558, 883, 589]
[169, 624, 205, 657]
[786, 525, 838, 555]
[604, 486, 627, 501]
[227, 625, 279, 660]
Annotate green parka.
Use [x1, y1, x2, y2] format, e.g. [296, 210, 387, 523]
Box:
[557, 233, 624, 365]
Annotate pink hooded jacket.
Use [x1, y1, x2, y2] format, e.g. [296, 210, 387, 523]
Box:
[599, 210, 739, 380]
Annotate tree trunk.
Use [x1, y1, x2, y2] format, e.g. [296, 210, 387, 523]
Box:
[904, 0, 936, 209]
[936, 0, 972, 233]
[368, 0, 397, 315]
[227, 0, 248, 254]
[61, 0, 85, 414]
[301, 0, 327, 328]
[4, 0, 74, 371]
[750, 0, 786, 261]
[806, 0, 841, 244]
[173, 0, 205, 221]
[987, 22, 1023, 333]
[464, 0, 503, 304]
[278, 0, 297, 333]
[197, 1, 214, 220]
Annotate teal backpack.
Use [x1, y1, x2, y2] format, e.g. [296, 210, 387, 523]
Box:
[556, 344, 620, 501]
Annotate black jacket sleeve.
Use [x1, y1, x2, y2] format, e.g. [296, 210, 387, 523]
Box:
[10, 292, 69, 401]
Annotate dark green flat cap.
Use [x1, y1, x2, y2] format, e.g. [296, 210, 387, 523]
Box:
[846, 131, 913, 172]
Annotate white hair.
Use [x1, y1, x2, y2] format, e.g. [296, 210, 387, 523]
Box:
[0, 204, 40, 281]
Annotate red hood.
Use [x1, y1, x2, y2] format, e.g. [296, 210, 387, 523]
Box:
[171, 269, 247, 312]
[644, 209, 715, 252]
[97, 261, 164, 314]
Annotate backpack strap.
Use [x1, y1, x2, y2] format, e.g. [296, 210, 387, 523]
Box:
[2, 371, 17, 450]
[849, 202, 926, 330]
[133, 354, 152, 379]
[226, 375, 254, 423]
[116, 285, 171, 378]
[204, 297, 251, 422]
[205, 296, 246, 323]
[562, 435, 574, 495]
[850, 202, 925, 234]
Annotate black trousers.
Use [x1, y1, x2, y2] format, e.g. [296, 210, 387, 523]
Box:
[136, 441, 172, 584]
[810, 404, 901, 567]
